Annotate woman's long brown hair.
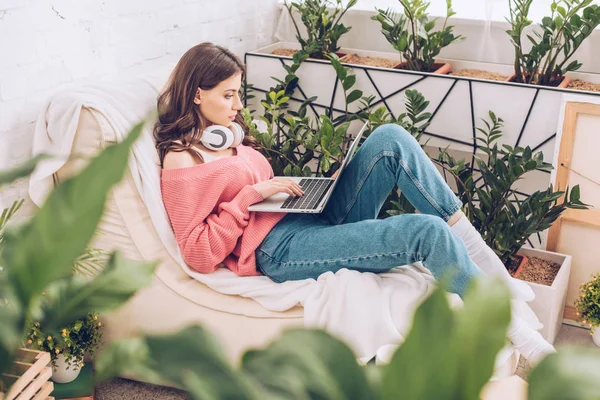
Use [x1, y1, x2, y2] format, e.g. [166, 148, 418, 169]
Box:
[154, 42, 259, 167]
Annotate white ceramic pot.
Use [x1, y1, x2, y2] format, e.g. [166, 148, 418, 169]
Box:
[516, 247, 572, 344]
[593, 329, 600, 347]
[51, 354, 81, 383]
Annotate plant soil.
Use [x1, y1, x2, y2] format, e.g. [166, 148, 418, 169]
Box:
[450, 69, 508, 82]
[567, 79, 600, 93]
[272, 48, 298, 57]
[515, 256, 561, 286]
[344, 54, 399, 69]
[508, 73, 568, 88]
[395, 62, 447, 73]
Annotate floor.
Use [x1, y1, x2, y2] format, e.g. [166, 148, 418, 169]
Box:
[94, 324, 596, 400]
[514, 323, 596, 379]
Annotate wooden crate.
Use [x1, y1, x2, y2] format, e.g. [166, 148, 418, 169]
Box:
[0, 349, 54, 400]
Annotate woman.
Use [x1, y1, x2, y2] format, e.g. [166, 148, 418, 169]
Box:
[155, 42, 554, 364]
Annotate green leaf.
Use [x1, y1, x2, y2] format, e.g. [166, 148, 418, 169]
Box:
[346, 89, 363, 104]
[455, 278, 511, 399]
[94, 337, 168, 385]
[529, 347, 600, 400]
[542, 16, 553, 27]
[98, 326, 259, 397]
[0, 199, 24, 245]
[343, 74, 356, 91]
[2, 122, 144, 309]
[0, 281, 20, 375]
[0, 154, 51, 187]
[570, 185, 581, 202]
[329, 55, 347, 80]
[148, 326, 259, 398]
[41, 252, 157, 331]
[397, 35, 408, 51]
[381, 286, 457, 399]
[242, 329, 373, 399]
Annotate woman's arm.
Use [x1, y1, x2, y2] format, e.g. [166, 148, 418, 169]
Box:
[176, 185, 264, 273]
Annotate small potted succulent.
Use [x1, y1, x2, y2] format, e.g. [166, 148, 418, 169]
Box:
[25, 312, 103, 383]
[372, 0, 463, 73]
[575, 273, 600, 347]
[505, 0, 600, 87]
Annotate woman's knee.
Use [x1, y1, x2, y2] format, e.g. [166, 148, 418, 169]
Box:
[411, 214, 459, 253]
[367, 124, 419, 153]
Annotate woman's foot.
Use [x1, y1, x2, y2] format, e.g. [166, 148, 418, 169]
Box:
[508, 315, 556, 366]
[450, 214, 534, 301]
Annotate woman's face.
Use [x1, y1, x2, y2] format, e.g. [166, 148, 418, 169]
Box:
[195, 72, 243, 128]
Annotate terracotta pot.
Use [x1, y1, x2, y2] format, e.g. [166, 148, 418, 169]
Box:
[506, 73, 572, 88]
[393, 62, 452, 75]
[511, 254, 529, 278]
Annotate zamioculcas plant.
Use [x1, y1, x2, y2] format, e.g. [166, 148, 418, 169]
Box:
[284, 0, 358, 60]
[506, 0, 600, 86]
[437, 111, 588, 270]
[372, 0, 463, 72]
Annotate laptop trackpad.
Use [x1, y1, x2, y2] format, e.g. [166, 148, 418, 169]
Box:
[249, 192, 290, 210]
[261, 192, 289, 204]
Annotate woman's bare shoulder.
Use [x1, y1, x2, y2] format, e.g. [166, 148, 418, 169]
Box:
[163, 150, 202, 170]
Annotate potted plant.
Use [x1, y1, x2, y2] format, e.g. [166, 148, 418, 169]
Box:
[25, 312, 103, 383]
[506, 0, 600, 87]
[0, 123, 157, 394]
[371, 0, 463, 73]
[575, 273, 600, 347]
[434, 111, 587, 342]
[2, 194, 108, 384]
[282, 0, 357, 61]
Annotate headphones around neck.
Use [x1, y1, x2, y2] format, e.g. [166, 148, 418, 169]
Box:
[200, 122, 244, 151]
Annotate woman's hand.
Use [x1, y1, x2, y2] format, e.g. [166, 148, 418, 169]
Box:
[252, 178, 304, 200]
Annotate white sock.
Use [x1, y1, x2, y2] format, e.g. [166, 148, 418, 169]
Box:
[508, 313, 555, 366]
[450, 214, 534, 301]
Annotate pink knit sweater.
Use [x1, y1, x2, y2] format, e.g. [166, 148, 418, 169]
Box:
[161, 145, 286, 276]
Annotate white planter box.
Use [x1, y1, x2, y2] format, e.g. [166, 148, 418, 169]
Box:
[246, 42, 600, 248]
[517, 247, 572, 344]
[246, 41, 600, 169]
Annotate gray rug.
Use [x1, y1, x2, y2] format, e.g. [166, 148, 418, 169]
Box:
[95, 378, 190, 400]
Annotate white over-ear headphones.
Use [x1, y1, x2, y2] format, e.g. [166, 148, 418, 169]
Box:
[200, 122, 244, 151]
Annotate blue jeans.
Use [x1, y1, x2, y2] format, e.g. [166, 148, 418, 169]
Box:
[255, 124, 481, 296]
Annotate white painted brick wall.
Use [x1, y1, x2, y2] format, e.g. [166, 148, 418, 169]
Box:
[0, 0, 281, 214]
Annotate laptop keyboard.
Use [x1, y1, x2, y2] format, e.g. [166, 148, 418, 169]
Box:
[281, 178, 333, 210]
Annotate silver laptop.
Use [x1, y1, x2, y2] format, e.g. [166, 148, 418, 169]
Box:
[249, 122, 368, 213]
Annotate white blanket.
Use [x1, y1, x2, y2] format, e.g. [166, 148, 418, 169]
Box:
[29, 73, 532, 367]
